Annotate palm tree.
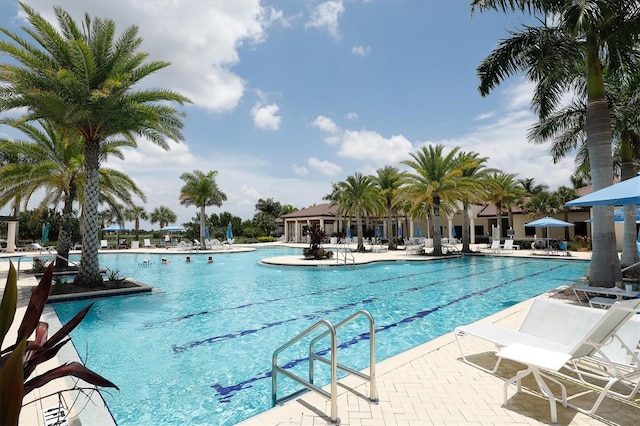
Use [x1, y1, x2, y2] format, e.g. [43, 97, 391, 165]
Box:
[555, 186, 578, 241]
[0, 3, 189, 286]
[470, 0, 639, 285]
[179, 170, 227, 244]
[0, 119, 143, 266]
[483, 172, 527, 240]
[518, 178, 548, 196]
[455, 151, 493, 252]
[402, 145, 475, 255]
[332, 173, 381, 252]
[372, 166, 406, 250]
[124, 206, 148, 242]
[150, 206, 177, 229]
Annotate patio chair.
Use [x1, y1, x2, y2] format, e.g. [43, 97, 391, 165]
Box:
[100, 239, 111, 249]
[143, 238, 152, 248]
[502, 239, 515, 251]
[493, 299, 640, 422]
[30, 243, 56, 254]
[481, 239, 501, 253]
[118, 238, 128, 249]
[193, 239, 202, 250]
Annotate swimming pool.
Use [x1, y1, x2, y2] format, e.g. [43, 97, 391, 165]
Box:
[52, 248, 588, 425]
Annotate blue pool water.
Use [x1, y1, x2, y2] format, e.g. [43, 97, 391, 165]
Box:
[51, 248, 588, 425]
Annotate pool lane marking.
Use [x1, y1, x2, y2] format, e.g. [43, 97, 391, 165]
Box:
[209, 262, 572, 403]
[170, 260, 532, 353]
[145, 258, 500, 329]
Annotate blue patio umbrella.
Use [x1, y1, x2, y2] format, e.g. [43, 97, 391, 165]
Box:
[451, 227, 456, 239]
[160, 225, 185, 232]
[416, 225, 421, 238]
[41, 223, 50, 244]
[525, 217, 574, 250]
[102, 223, 130, 232]
[565, 175, 640, 206]
[398, 225, 402, 238]
[226, 222, 233, 240]
[376, 225, 382, 238]
[345, 226, 351, 238]
[205, 226, 210, 240]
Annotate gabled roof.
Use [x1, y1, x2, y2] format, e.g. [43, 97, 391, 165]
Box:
[280, 203, 337, 219]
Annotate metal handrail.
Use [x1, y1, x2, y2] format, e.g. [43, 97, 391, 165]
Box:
[335, 241, 355, 265]
[309, 310, 377, 403]
[272, 319, 339, 423]
[271, 311, 377, 424]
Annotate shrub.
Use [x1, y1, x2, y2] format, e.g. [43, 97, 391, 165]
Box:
[0, 262, 118, 425]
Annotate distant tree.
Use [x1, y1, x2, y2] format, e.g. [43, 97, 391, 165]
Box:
[124, 206, 148, 241]
[518, 178, 548, 196]
[279, 204, 298, 216]
[255, 198, 282, 217]
[179, 170, 227, 244]
[372, 166, 406, 250]
[150, 206, 177, 229]
[333, 173, 381, 252]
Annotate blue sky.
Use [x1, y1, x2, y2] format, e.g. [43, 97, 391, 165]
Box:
[0, 0, 577, 226]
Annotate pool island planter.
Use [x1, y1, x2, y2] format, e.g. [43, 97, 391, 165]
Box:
[47, 279, 153, 303]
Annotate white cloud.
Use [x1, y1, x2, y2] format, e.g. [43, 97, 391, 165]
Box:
[305, 0, 345, 39]
[474, 111, 495, 121]
[339, 131, 413, 164]
[23, 0, 274, 114]
[308, 157, 342, 176]
[351, 45, 372, 56]
[345, 112, 359, 120]
[251, 102, 282, 130]
[292, 165, 309, 176]
[312, 115, 340, 134]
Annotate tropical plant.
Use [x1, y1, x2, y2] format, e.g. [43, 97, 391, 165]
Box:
[0, 118, 141, 266]
[124, 206, 148, 241]
[372, 166, 406, 250]
[0, 262, 118, 425]
[179, 170, 227, 244]
[401, 145, 476, 255]
[455, 151, 493, 252]
[302, 225, 333, 259]
[332, 173, 381, 252]
[150, 205, 177, 230]
[483, 172, 527, 238]
[470, 0, 639, 285]
[0, 3, 190, 286]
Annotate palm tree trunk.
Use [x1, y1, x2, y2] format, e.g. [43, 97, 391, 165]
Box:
[356, 211, 365, 252]
[76, 141, 103, 286]
[432, 197, 442, 255]
[620, 133, 639, 268]
[55, 189, 75, 268]
[386, 204, 394, 250]
[462, 203, 471, 253]
[200, 206, 206, 244]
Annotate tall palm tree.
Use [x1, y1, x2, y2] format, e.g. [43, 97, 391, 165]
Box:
[518, 178, 549, 196]
[124, 206, 148, 242]
[483, 172, 527, 239]
[333, 173, 381, 252]
[555, 186, 578, 241]
[455, 151, 493, 253]
[402, 145, 475, 255]
[0, 3, 189, 286]
[150, 205, 177, 229]
[470, 0, 640, 285]
[372, 166, 406, 250]
[179, 170, 227, 244]
[0, 119, 142, 266]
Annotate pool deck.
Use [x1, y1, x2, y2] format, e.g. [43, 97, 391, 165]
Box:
[3, 244, 638, 425]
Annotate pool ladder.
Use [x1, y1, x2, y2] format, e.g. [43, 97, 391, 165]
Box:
[271, 310, 378, 424]
[335, 241, 355, 264]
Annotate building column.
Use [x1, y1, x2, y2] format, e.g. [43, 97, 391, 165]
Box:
[470, 217, 476, 244]
[7, 221, 18, 253]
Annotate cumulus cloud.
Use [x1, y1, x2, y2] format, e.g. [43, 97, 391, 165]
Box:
[312, 115, 340, 134]
[351, 45, 372, 56]
[308, 157, 342, 176]
[305, 0, 345, 39]
[345, 112, 359, 120]
[251, 102, 281, 130]
[22, 0, 275, 113]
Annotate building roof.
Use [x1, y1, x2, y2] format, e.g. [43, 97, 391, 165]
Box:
[280, 203, 337, 220]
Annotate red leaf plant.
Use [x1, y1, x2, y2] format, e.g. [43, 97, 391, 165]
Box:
[0, 261, 118, 425]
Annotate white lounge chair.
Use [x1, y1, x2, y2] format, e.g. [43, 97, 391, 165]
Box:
[30, 242, 55, 254]
[100, 240, 111, 249]
[482, 240, 501, 253]
[193, 239, 202, 250]
[472, 299, 640, 422]
[143, 238, 152, 248]
[502, 239, 516, 251]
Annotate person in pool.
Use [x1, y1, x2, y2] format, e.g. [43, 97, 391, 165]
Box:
[185, 256, 191, 263]
[207, 256, 213, 263]
[161, 258, 168, 264]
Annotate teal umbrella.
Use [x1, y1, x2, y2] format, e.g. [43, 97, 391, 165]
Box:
[41, 223, 50, 244]
[226, 222, 233, 241]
